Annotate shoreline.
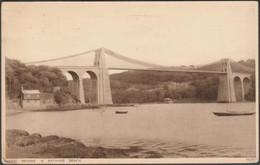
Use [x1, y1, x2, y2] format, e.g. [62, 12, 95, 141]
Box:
[28, 104, 100, 112]
[5, 129, 162, 158]
[6, 103, 140, 114]
[6, 101, 255, 115]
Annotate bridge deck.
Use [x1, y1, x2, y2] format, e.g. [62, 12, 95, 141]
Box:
[108, 68, 227, 74]
[56, 66, 227, 74]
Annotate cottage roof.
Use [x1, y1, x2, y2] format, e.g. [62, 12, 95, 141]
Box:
[22, 90, 40, 94]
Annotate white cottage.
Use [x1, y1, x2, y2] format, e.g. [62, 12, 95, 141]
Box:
[20, 87, 41, 109]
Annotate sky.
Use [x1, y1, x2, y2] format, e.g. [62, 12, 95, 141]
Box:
[2, 2, 258, 67]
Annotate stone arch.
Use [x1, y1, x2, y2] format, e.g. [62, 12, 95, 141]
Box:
[243, 77, 250, 98]
[233, 76, 243, 101]
[63, 70, 81, 102]
[67, 71, 79, 80]
[82, 70, 98, 104]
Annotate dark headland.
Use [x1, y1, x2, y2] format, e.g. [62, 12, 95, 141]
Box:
[5, 129, 163, 158]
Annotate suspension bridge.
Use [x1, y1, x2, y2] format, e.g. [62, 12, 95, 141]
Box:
[26, 47, 254, 104]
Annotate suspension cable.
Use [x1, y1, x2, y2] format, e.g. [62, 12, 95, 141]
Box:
[25, 48, 100, 64]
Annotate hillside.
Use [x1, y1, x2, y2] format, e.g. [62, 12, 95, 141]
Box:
[109, 59, 255, 103]
[110, 71, 219, 103]
[238, 59, 255, 69]
[5, 57, 77, 106]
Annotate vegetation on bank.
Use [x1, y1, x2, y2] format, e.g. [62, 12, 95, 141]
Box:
[110, 67, 256, 103]
[110, 72, 220, 103]
[5, 58, 79, 105]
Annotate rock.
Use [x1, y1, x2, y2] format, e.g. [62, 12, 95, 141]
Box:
[90, 147, 107, 158]
[6, 129, 136, 158]
[73, 141, 86, 148]
[144, 151, 163, 158]
[6, 129, 31, 147]
[30, 133, 42, 138]
[6, 129, 29, 136]
[16, 137, 36, 146]
[59, 137, 76, 143]
[40, 135, 59, 143]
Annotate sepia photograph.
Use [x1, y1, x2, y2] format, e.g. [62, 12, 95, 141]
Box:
[1, 1, 258, 164]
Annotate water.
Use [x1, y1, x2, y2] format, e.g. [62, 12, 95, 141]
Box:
[6, 103, 256, 158]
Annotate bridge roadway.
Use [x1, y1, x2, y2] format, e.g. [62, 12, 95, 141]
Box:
[57, 66, 227, 74]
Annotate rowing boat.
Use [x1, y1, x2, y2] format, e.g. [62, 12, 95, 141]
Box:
[115, 111, 128, 114]
[213, 111, 255, 116]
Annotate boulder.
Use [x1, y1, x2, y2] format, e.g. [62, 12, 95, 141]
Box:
[6, 129, 29, 136]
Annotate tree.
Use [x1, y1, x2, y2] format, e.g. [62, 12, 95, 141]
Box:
[245, 74, 255, 101]
[54, 87, 74, 105]
[54, 90, 65, 105]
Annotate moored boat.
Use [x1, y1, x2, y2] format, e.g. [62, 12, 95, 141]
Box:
[213, 111, 255, 116]
[115, 111, 128, 114]
[213, 102, 255, 116]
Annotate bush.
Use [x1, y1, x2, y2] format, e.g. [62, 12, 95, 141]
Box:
[54, 90, 66, 105]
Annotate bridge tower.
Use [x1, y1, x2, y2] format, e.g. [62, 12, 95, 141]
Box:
[217, 59, 236, 102]
[94, 48, 113, 104]
[217, 59, 251, 102]
[58, 48, 113, 105]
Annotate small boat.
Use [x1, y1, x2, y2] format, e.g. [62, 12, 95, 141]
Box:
[213, 111, 255, 116]
[115, 111, 128, 114]
[213, 103, 255, 116]
[164, 98, 173, 104]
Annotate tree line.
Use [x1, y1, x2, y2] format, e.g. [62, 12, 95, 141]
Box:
[5, 58, 75, 105]
[110, 71, 220, 103]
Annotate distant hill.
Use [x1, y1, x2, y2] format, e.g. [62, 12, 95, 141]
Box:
[158, 59, 255, 71]
[238, 59, 255, 69]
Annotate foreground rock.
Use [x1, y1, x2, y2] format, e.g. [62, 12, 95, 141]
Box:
[6, 129, 163, 158]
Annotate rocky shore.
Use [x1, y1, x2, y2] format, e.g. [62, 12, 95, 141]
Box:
[29, 104, 100, 112]
[5, 129, 163, 158]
